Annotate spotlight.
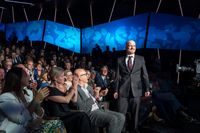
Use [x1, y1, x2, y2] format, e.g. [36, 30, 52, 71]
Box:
[176, 64, 194, 73]
[0, 7, 6, 9]
[4, 0, 35, 6]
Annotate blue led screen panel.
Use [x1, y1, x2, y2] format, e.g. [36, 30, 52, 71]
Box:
[44, 21, 80, 53]
[0, 23, 5, 31]
[82, 13, 148, 53]
[146, 13, 200, 50]
[6, 20, 44, 41]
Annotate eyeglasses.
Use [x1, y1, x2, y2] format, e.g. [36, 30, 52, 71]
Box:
[66, 72, 73, 76]
[80, 73, 87, 77]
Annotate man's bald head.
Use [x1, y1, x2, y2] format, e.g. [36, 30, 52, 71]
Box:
[74, 68, 88, 85]
[126, 40, 136, 55]
[74, 68, 85, 77]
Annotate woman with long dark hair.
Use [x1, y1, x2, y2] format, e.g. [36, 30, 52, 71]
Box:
[0, 67, 66, 133]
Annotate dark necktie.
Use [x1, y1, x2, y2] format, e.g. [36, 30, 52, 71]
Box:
[104, 78, 107, 86]
[128, 56, 133, 71]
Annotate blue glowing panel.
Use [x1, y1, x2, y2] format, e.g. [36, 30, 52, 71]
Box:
[44, 21, 80, 53]
[146, 13, 200, 50]
[6, 20, 44, 41]
[82, 13, 148, 53]
[0, 23, 5, 31]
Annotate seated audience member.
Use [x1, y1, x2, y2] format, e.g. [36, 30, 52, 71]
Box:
[64, 61, 72, 71]
[37, 72, 50, 90]
[25, 58, 35, 82]
[95, 66, 110, 90]
[86, 60, 94, 70]
[50, 59, 57, 68]
[15, 47, 23, 64]
[44, 67, 93, 133]
[74, 68, 125, 133]
[87, 70, 96, 87]
[33, 63, 44, 83]
[95, 65, 115, 108]
[151, 72, 199, 125]
[64, 70, 73, 90]
[0, 68, 5, 94]
[0, 67, 66, 133]
[0, 53, 5, 68]
[84, 69, 108, 103]
[3, 58, 12, 73]
[11, 51, 19, 65]
[78, 56, 87, 69]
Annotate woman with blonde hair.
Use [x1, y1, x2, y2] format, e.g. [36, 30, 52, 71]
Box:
[44, 67, 92, 133]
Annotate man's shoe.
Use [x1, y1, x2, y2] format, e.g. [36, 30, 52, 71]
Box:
[183, 116, 200, 124]
[189, 118, 200, 124]
[134, 129, 140, 133]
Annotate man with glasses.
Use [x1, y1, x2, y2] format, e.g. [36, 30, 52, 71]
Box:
[75, 68, 125, 133]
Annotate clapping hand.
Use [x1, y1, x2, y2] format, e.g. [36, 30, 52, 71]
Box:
[145, 91, 151, 97]
[93, 86, 101, 99]
[72, 75, 79, 91]
[35, 87, 50, 104]
[113, 92, 118, 99]
[72, 75, 79, 86]
[99, 88, 108, 97]
[30, 81, 38, 90]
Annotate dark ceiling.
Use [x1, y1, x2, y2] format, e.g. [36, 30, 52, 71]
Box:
[0, 0, 199, 28]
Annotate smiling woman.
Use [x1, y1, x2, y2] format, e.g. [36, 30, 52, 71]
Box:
[43, 67, 93, 133]
[0, 67, 66, 133]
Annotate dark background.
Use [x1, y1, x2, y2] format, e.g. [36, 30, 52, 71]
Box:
[0, 0, 199, 28]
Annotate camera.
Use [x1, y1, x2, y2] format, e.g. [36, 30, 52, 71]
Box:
[176, 64, 194, 73]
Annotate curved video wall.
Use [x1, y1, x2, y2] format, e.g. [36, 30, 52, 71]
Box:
[44, 20, 80, 53]
[82, 13, 148, 53]
[146, 13, 200, 51]
[0, 23, 4, 31]
[6, 20, 44, 41]
[3, 12, 200, 53]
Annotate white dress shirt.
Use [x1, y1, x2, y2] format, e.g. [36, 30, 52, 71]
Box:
[80, 86, 99, 111]
[126, 54, 135, 67]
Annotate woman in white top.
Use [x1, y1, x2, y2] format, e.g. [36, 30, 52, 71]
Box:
[0, 67, 66, 133]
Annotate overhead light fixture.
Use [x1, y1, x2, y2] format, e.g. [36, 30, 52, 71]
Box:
[4, 0, 35, 6]
[0, 7, 6, 9]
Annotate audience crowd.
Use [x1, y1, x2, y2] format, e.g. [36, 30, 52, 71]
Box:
[0, 40, 199, 133]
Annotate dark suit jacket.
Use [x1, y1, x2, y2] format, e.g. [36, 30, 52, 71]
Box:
[95, 73, 110, 89]
[95, 73, 115, 100]
[116, 55, 149, 98]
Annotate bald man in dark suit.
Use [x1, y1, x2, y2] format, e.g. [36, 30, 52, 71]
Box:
[114, 40, 150, 133]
